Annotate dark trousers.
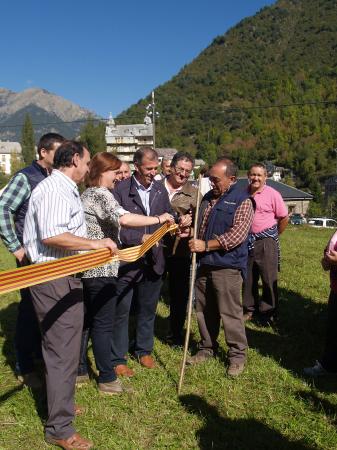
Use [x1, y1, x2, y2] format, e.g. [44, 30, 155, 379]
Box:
[320, 290, 337, 372]
[82, 277, 117, 383]
[15, 286, 41, 374]
[167, 256, 191, 342]
[30, 277, 84, 440]
[195, 266, 247, 364]
[243, 238, 279, 317]
[111, 266, 162, 364]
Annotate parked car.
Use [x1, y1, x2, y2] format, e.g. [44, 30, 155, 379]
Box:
[289, 213, 306, 225]
[307, 217, 337, 228]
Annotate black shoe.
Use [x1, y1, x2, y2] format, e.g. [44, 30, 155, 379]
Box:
[165, 334, 184, 347]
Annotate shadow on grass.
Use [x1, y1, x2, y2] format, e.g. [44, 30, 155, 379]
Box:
[246, 287, 329, 377]
[180, 394, 313, 450]
[0, 301, 18, 374]
[295, 390, 337, 425]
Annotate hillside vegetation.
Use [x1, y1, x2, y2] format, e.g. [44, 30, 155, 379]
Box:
[120, 0, 337, 196]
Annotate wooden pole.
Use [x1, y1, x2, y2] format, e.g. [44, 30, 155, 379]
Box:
[177, 174, 203, 395]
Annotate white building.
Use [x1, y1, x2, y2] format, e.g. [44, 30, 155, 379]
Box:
[105, 113, 153, 167]
[0, 141, 22, 175]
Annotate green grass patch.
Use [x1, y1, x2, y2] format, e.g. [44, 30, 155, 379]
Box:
[1, 226, 337, 449]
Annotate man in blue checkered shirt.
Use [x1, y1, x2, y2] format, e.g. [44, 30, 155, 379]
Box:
[0, 132, 65, 387]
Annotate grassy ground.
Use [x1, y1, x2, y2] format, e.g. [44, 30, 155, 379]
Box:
[0, 226, 337, 449]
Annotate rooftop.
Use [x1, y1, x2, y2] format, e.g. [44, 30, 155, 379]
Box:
[236, 178, 313, 200]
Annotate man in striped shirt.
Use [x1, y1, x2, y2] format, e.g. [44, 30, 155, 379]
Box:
[23, 141, 116, 450]
[187, 158, 254, 377]
[0, 132, 65, 387]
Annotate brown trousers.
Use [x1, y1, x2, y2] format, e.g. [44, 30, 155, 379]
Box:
[243, 238, 278, 316]
[30, 276, 84, 440]
[195, 266, 247, 364]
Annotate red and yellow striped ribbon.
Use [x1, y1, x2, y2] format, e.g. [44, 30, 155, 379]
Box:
[0, 223, 177, 295]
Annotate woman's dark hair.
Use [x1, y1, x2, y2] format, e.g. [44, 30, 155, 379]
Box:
[53, 141, 86, 169]
[86, 152, 122, 187]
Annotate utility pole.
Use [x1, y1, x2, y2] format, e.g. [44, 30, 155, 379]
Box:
[146, 91, 159, 149]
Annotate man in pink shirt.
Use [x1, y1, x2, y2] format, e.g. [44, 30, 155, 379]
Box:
[243, 163, 288, 325]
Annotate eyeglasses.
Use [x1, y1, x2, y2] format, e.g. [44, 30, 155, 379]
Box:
[174, 167, 192, 176]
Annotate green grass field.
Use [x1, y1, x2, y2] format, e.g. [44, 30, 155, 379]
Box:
[1, 226, 337, 449]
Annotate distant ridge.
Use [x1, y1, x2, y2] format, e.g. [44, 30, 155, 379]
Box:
[120, 0, 337, 192]
[0, 87, 95, 141]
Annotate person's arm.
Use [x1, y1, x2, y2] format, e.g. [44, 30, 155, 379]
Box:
[189, 199, 254, 253]
[37, 191, 117, 254]
[120, 212, 174, 227]
[43, 233, 117, 253]
[0, 173, 31, 261]
[278, 216, 289, 235]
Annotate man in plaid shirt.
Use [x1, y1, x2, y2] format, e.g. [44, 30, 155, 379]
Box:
[0, 133, 65, 387]
[187, 157, 254, 377]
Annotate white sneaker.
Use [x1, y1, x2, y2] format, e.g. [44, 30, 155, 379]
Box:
[303, 360, 329, 377]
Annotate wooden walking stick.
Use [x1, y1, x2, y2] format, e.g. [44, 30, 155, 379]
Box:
[178, 174, 203, 394]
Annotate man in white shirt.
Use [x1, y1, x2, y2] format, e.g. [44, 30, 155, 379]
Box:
[24, 141, 116, 450]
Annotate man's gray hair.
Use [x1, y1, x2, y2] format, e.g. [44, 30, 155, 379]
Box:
[170, 151, 195, 168]
[214, 157, 238, 178]
[248, 163, 267, 176]
[133, 147, 158, 165]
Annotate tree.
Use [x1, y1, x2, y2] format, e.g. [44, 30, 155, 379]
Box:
[79, 117, 106, 155]
[20, 114, 36, 165]
[10, 151, 25, 175]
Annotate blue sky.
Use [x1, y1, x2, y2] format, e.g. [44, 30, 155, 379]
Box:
[1, 0, 275, 117]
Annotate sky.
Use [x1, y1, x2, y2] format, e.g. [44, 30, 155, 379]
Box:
[1, 0, 275, 118]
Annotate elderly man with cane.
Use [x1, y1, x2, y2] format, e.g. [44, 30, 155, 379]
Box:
[187, 157, 254, 377]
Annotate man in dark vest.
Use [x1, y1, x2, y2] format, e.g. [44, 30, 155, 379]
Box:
[0, 132, 65, 387]
[187, 157, 254, 377]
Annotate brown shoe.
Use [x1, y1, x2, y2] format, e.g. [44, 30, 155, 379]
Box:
[98, 379, 134, 395]
[139, 355, 156, 369]
[114, 364, 135, 377]
[186, 350, 214, 366]
[45, 432, 93, 450]
[227, 362, 245, 377]
[243, 312, 253, 322]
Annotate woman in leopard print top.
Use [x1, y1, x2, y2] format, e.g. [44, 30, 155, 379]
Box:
[79, 152, 173, 391]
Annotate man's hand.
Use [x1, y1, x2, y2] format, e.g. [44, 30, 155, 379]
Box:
[189, 238, 206, 253]
[158, 213, 175, 225]
[13, 247, 29, 265]
[179, 213, 192, 228]
[93, 238, 118, 255]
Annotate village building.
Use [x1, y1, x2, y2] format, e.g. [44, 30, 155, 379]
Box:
[0, 141, 22, 175]
[105, 113, 153, 168]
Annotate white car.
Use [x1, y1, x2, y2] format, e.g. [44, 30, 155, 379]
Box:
[307, 217, 337, 228]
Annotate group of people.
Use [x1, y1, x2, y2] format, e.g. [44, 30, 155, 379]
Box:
[3, 133, 320, 450]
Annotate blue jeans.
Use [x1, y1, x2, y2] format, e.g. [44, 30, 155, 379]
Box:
[111, 267, 162, 365]
[82, 277, 118, 383]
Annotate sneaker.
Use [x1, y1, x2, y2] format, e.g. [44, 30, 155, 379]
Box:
[76, 374, 90, 386]
[227, 362, 245, 377]
[98, 379, 134, 395]
[303, 360, 330, 377]
[186, 350, 214, 366]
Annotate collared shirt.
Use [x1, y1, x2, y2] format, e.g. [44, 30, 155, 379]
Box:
[23, 170, 87, 263]
[251, 185, 288, 234]
[199, 190, 254, 251]
[0, 173, 31, 252]
[164, 178, 183, 202]
[133, 175, 153, 215]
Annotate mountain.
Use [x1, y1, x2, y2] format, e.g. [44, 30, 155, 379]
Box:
[0, 88, 94, 141]
[120, 0, 337, 194]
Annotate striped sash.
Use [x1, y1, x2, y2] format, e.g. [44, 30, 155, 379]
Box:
[248, 224, 280, 270]
[0, 223, 177, 295]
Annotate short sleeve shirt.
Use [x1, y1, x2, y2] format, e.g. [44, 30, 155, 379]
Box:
[251, 185, 288, 234]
